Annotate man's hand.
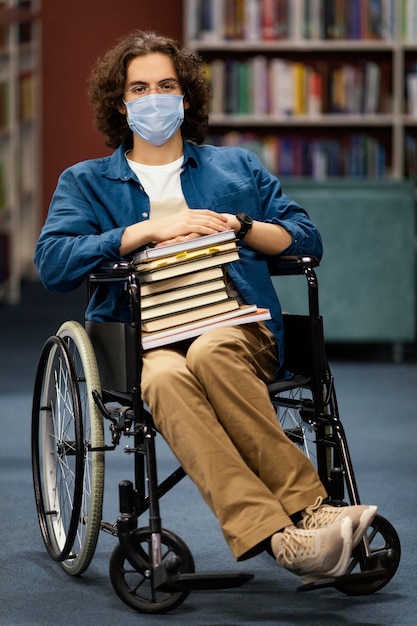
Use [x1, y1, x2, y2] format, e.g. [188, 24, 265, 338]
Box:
[120, 209, 229, 255]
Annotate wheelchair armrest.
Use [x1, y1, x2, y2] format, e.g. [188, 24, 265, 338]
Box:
[88, 263, 142, 326]
[89, 262, 137, 283]
[267, 256, 320, 277]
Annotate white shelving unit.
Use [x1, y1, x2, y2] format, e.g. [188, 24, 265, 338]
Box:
[183, 0, 417, 182]
[0, 0, 40, 304]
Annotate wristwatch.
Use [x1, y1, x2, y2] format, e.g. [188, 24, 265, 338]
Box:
[235, 212, 253, 240]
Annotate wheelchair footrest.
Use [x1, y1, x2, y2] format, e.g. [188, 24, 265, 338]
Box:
[296, 567, 394, 593]
[155, 571, 254, 592]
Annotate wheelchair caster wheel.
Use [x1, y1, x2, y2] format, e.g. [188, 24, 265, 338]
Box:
[109, 527, 195, 614]
[334, 514, 401, 596]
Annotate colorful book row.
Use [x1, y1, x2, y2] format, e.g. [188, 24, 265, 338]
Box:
[208, 132, 388, 178]
[188, 0, 396, 42]
[204, 57, 389, 117]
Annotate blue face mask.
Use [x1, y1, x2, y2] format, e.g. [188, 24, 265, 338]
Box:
[124, 94, 184, 146]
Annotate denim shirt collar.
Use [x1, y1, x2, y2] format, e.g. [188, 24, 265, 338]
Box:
[102, 140, 198, 181]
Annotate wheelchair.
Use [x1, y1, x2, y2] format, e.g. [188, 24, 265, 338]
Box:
[31, 256, 401, 614]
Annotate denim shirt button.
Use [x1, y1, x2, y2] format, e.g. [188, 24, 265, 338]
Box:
[142, 212, 149, 218]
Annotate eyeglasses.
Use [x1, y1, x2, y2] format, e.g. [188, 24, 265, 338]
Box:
[124, 79, 182, 99]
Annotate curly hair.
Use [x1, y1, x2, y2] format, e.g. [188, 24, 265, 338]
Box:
[87, 30, 211, 148]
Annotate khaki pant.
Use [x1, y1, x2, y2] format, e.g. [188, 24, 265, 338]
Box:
[141, 322, 327, 560]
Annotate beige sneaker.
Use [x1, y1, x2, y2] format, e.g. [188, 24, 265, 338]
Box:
[271, 517, 352, 583]
[298, 497, 377, 548]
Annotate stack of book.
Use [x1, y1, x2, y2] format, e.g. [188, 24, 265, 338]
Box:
[133, 230, 271, 349]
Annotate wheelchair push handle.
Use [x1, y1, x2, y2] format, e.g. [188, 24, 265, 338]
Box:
[88, 261, 137, 283]
[267, 255, 320, 276]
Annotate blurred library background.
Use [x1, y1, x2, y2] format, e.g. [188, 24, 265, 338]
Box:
[0, 0, 416, 360]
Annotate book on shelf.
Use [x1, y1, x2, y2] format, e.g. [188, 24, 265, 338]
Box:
[269, 58, 294, 116]
[136, 248, 240, 283]
[141, 276, 227, 308]
[141, 287, 230, 321]
[133, 229, 236, 262]
[307, 68, 323, 116]
[251, 55, 269, 115]
[140, 266, 225, 297]
[363, 61, 381, 114]
[19, 73, 36, 122]
[407, 70, 417, 116]
[208, 58, 225, 115]
[141, 297, 240, 333]
[405, 134, 417, 181]
[142, 305, 272, 350]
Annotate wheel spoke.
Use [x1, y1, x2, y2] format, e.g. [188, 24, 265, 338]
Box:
[31, 322, 104, 574]
[110, 528, 195, 614]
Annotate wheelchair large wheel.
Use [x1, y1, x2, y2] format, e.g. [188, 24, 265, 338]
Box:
[273, 379, 338, 494]
[109, 528, 195, 614]
[334, 514, 401, 595]
[31, 321, 105, 576]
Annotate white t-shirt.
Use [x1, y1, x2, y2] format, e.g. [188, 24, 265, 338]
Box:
[125, 153, 241, 300]
[126, 154, 188, 219]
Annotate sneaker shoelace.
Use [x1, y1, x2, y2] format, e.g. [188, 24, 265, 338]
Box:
[279, 527, 317, 566]
[302, 496, 342, 530]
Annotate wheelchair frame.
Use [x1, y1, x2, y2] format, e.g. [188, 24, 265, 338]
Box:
[31, 256, 401, 614]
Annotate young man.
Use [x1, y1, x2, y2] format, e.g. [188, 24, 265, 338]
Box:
[35, 31, 377, 583]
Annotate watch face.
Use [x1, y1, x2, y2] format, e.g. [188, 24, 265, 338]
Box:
[237, 213, 253, 226]
[236, 213, 253, 239]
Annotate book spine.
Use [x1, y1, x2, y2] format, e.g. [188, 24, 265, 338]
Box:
[244, 0, 261, 40]
[251, 55, 269, 115]
[261, 0, 277, 40]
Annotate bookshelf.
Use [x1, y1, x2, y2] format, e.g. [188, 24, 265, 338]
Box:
[183, 0, 417, 183]
[0, 0, 40, 303]
[184, 1, 417, 355]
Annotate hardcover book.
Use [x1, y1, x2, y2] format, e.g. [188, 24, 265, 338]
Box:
[141, 276, 227, 308]
[133, 229, 236, 262]
[139, 266, 225, 296]
[142, 305, 272, 349]
[141, 297, 240, 333]
[137, 249, 240, 283]
[141, 287, 230, 321]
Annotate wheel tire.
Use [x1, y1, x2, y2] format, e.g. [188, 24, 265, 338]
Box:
[334, 514, 401, 595]
[31, 321, 105, 575]
[109, 528, 195, 614]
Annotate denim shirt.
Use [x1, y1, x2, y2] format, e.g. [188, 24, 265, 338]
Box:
[35, 140, 323, 377]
